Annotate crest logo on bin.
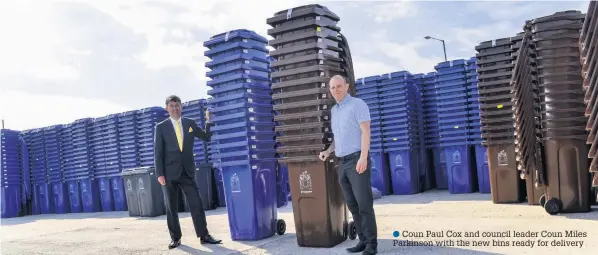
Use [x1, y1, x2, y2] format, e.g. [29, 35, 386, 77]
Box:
[230, 173, 241, 193]
[81, 182, 87, 192]
[69, 183, 74, 193]
[138, 178, 144, 190]
[440, 151, 446, 163]
[299, 171, 312, 194]
[395, 155, 403, 167]
[452, 150, 461, 164]
[127, 179, 132, 190]
[498, 150, 508, 166]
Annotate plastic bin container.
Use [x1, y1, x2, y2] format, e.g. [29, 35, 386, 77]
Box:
[1, 129, 23, 218]
[120, 166, 166, 217]
[195, 163, 216, 211]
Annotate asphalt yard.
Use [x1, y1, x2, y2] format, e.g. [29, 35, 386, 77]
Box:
[2, 190, 597, 255]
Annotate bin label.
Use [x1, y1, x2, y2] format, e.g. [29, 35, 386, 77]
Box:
[299, 171, 312, 194]
[81, 182, 87, 192]
[138, 178, 144, 190]
[498, 150, 508, 166]
[452, 150, 461, 164]
[440, 151, 446, 163]
[69, 183, 74, 193]
[395, 155, 403, 167]
[230, 173, 241, 193]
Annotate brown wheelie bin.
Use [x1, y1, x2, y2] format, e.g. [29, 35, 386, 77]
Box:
[267, 4, 358, 247]
[475, 35, 528, 204]
[526, 10, 591, 214]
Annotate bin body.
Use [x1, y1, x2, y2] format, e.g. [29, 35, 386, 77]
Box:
[222, 160, 277, 240]
[1, 185, 21, 218]
[51, 182, 70, 214]
[121, 167, 166, 217]
[474, 145, 491, 193]
[444, 145, 475, 194]
[369, 152, 391, 195]
[487, 145, 526, 203]
[388, 149, 419, 195]
[288, 160, 348, 247]
[195, 163, 216, 211]
[433, 148, 448, 189]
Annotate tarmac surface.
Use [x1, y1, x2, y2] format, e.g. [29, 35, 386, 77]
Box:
[2, 190, 597, 255]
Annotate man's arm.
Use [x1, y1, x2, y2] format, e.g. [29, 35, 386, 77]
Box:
[191, 119, 213, 142]
[326, 140, 335, 154]
[359, 121, 371, 160]
[356, 99, 371, 159]
[154, 123, 165, 177]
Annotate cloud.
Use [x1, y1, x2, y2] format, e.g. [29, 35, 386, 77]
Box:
[367, 1, 418, 23]
[0, 88, 132, 131]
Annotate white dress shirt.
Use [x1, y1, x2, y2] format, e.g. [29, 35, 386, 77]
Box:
[170, 117, 184, 140]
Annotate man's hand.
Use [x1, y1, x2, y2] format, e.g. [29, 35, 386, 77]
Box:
[205, 109, 211, 123]
[319, 150, 330, 161]
[158, 176, 166, 186]
[356, 157, 368, 174]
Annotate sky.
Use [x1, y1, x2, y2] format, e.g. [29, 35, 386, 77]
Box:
[0, 0, 591, 131]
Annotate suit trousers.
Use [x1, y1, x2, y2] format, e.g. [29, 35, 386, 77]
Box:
[162, 168, 208, 240]
[338, 152, 378, 245]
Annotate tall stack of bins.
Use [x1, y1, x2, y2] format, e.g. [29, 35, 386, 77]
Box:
[43, 125, 69, 214]
[378, 72, 424, 195]
[1, 129, 22, 218]
[466, 57, 490, 193]
[69, 118, 101, 213]
[421, 72, 447, 189]
[203, 29, 285, 240]
[91, 115, 126, 212]
[356, 75, 391, 195]
[136, 107, 168, 168]
[433, 60, 476, 194]
[22, 128, 48, 214]
[510, 33, 545, 208]
[475, 36, 527, 203]
[182, 99, 208, 164]
[413, 73, 434, 191]
[580, 1, 598, 202]
[525, 11, 591, 214]
[117, 111, 138, 171]
[267, 4, 357, 247]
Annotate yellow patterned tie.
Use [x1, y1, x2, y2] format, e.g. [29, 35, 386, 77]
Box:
[174, 120, 183, 151]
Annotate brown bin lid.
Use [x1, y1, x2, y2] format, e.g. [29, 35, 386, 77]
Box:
[272, 87, 329, 100]
[267, 4, 339, 27]
[271, 53, 342, 69]
[269, 41, 341, 59]
[268, 16, 340, 37]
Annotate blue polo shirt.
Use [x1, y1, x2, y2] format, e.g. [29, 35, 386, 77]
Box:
[331, 94, 371, 157]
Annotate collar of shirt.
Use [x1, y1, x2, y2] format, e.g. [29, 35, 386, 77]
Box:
[335, 94, 352, 108]
[170, 117, 182, 124]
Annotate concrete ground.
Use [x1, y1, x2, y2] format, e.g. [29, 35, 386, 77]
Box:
[1, 190, 597, 255]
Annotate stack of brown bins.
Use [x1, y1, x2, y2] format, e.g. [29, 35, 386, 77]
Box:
[510, 32, 546, 208]
[266, 4, 357, 247]
[580, 1, 598, 204]
[526, 10, 591, 215]
[475, 35, 527, 204]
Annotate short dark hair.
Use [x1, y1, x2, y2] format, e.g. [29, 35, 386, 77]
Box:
[165, 95, 182, 105]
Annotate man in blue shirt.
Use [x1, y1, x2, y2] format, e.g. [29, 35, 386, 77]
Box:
[319, 75, 378, 255]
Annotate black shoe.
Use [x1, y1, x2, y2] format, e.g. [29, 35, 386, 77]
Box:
[347, 242, 366, 253]
[362, 244, 377, 255]
[168, 239, 181, 249]
[200, 234, 222, 244]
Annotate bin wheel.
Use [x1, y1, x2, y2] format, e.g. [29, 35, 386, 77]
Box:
[348, 221, 357, 240]
[544, 198, 561, 215]
[276, 219, 286, 235]
[539, 194, 546, 207]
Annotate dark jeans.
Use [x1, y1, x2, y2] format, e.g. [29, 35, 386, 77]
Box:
[162, 169, 209, 240]
[338, 151, 378, 245]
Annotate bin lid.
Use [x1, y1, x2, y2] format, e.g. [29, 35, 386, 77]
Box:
[120, 166, 156, 176]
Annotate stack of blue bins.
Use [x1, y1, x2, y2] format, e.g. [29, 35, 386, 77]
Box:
[434, 59, 476, 194]
[22, 128, 49, 214]
[466, 57, 490, 193]
[204, 29, 282, 240]
[182, 99, 208, 164]
[117, 111, 138, 171]
[136, 107, 168, 167]
[91, 114, 127, 211]
[64, 118, 101, 212]
[420, 72, 448, 189]
[43, 125, 69, 214]
[378, 71, 424, 195]
[1, 129, 23, 218]
[356, 75, 391, 195]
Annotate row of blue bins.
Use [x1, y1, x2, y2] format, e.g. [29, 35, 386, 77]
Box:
[203, 29, 286, 240]
[1, 129, 29, 218]
[355, 58, 491, 196]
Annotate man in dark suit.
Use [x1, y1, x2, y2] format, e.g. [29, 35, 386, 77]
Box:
[154, 95, 222, 249]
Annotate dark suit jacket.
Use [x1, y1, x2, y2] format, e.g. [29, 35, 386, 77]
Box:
[154, 117, 213, 180]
